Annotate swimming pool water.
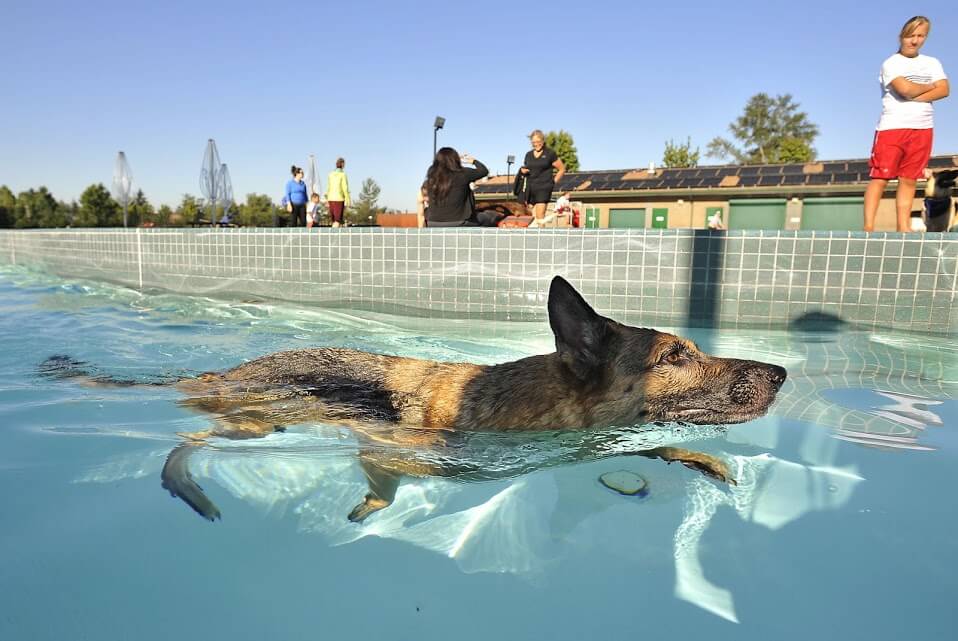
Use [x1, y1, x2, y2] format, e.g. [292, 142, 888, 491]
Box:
[0, 264, 955, 640]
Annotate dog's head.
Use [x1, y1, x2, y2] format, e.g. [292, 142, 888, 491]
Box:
[926, 169, 958, 199]
[548, 276, 786, 427]
[924, 169, 958, 232]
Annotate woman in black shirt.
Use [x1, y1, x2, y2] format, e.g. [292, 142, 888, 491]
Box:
[424, 147, 490, 227]
[521, 129, 566, 223]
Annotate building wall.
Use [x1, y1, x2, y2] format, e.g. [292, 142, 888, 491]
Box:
[565, 192, 929, 231]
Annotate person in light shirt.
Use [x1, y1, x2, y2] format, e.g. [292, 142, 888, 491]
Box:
[863, 16, 949, 232]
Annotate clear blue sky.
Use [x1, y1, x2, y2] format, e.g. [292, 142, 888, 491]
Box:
[1, 0, 955, 211]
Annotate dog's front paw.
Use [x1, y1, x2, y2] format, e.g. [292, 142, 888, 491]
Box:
[677, 453, 737, 486]
[347, 495, 392, 523]
[649, 447, 737, 485]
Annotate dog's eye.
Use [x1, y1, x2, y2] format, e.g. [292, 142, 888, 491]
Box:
[662, 350, 685, 365]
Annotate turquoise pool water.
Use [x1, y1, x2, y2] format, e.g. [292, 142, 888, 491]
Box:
[0, 265, 955, 640]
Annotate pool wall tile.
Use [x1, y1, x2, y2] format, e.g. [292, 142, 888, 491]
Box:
[0, 228, 955, 335]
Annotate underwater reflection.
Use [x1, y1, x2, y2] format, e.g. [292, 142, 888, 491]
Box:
[74, 417, 866, 623]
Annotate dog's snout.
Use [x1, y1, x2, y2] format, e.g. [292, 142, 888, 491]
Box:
[767, 365, 787, 390]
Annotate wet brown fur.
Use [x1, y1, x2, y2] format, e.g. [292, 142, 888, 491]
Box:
[43, 276, 786, 522]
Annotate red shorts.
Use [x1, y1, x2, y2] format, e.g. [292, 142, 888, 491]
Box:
[868, 128, 933, 180]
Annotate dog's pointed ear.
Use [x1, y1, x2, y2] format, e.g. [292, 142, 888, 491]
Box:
[548, 276, 610, 381]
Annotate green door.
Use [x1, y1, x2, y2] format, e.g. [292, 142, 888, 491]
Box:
[800, 197, 865, 231]
[651, 208, 669, 229]
[584, 206, 601, 228]
[728, 199, 787, 230]
[608, 208, 646, 228]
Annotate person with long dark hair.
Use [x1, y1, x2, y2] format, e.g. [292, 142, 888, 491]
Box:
[423, 147, 491, 227]
[284, 165, 309, 226]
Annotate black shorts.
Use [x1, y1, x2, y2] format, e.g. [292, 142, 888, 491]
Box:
[525, 184, 553, 205]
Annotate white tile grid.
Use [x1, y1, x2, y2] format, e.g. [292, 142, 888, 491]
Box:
[1, 229, 956, 333]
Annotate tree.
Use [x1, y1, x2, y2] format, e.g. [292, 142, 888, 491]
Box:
[127, 189, 154, 227]
[14, 187, 62, 228]
[777, 137, 816, 163]
[662, 137, 700, 168]
[545, 130, 580, 172]
[0, 186, 15, 228]
[173, 194, 203, 226]
[237, 193, 279, 227]
[349, 178, 382, 225]
[154, 204, 174, 226]
[706, 93, 819, 164]
[57, 200, 79, 227]
[75, 183, 121, 227]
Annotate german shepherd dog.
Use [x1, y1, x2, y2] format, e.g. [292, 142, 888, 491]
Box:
[41, 277, 787, 523]
[924, 169, 958, 232]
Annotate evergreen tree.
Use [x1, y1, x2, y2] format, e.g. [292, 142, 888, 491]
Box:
[349, 178, 382, 225]
[127, 189, 154, 227]
[707, 93, 819, 164]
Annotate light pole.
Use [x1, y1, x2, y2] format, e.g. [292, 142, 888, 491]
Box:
[506, 154, 515, 194]
[433, 116, 445, 157]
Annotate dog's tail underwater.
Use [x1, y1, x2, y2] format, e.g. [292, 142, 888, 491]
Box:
[39, 354, 222, 521]
[161, 442, 222, 521]
[38, 354, 187, 387]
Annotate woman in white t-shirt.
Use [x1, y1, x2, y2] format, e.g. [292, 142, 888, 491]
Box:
[863, 16, 949, 232]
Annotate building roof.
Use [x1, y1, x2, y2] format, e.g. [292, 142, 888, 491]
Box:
[474, 154, 958, 199]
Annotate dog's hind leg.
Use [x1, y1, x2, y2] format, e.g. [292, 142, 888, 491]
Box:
[161, 442, 222, 521]
[640, 447, 736, 485]
[347, 454, 402, 523]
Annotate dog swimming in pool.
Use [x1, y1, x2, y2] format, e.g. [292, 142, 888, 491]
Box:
[41, 276, 787, 522]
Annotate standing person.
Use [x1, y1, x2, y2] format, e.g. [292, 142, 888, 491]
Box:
[285, 166, 309, 227]
[864, 16, 949, 232]
[306, 192, 322, 229]
[520, 129, 565, 223]
[326, 157, 351, 228]
[423, 147, 490, 227]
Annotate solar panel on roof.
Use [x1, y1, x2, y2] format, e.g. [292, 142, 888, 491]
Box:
[739, 166, 762, 176]
[738, 175, 761, 186]
[782, 164, 805, 174]
[927, 157, 956, 169]
[832, 172, 864, 183]
[845, 161, 869, 173]
[758, 166, 783, 175]
[822, 162, 846, 172]
[782, 174, 806, 185]
[716, 167, 738, 176]
[808, 173, 831, 185]
[698, 175, 724, 188]
[758, 175, 783, 186]
[659, 178, 683, 188]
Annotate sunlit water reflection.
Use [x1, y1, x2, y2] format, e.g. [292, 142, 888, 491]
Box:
[0, 264, 955, 640]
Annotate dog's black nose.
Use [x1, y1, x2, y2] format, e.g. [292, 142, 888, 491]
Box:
[767, 365, 787, 389]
